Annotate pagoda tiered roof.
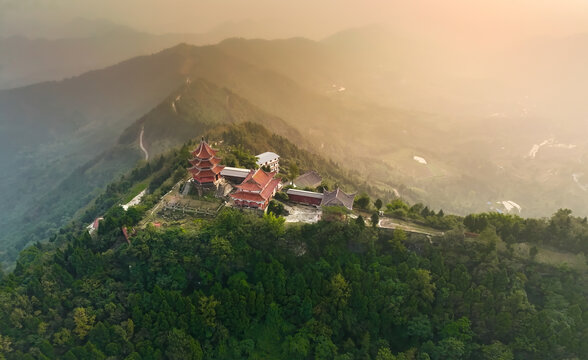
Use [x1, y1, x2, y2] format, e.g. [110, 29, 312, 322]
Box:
[191, 139, 218, 159]
[188, 138, 224, 185]
[188, 166, 224, 177]
[189, 156, 222, 168]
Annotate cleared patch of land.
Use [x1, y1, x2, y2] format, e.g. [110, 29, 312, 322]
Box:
[140, 178, 224, 228]
[512, 242, 588, 272]
[283, 203, 321, 224]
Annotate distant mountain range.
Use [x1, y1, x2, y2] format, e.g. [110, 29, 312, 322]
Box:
[0, 18, 293, 90]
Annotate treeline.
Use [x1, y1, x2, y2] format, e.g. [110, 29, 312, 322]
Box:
[209, 122, 399, 201]
[1, 206, 587, 359]
[352, 194, 457, 231]
[464, 209, 588, 254]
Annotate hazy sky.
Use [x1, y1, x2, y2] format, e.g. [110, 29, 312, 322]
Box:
[2, 0, 588, 44]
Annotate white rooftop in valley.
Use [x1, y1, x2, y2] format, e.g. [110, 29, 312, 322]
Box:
[413, 156, 427, 165]
[256, 152, 279, 165]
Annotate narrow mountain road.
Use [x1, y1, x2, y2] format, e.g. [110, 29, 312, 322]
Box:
[378, 217, 443, 237]
[139, 126, 149, 160]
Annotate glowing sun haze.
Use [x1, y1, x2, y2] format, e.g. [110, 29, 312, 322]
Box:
[2, 0, 588, 44]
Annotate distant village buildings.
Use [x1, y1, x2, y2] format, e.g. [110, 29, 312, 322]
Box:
[256, 152, 280, 172]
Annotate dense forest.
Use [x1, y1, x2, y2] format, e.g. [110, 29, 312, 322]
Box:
[2, 207, 587, 359]
[0, 128, 587, 359]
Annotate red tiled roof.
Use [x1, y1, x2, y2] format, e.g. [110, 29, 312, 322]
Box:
[261, 178, 280, 199]
[194, 176, 217, 184]
[230, 191, 266, 202]
[122, 227, 130, 244]
[236, 169, 277, 192]
[231, 177, 280, 202]
[188, 139, 224, 184]
[189, 156, 221, 167]
[191, 139, 218, 159]
[238, 180, 263, 192]
[189, 165, 225, 177]
[93, 217, 103, 229]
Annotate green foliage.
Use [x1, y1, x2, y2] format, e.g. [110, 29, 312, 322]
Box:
[73, 308, 95, 340]
[289, 163, 300, 180]
[371, 212, 380, 228]
[223, 145, 258, 169]
[480, 342, 513, 360]
[274, 191, 289, 202]
[3, 121, 588, 360]
[166, 328, 203, 360]
[354, 193, 372, 210]
[2, 205, 588, 359]
[322, 206, 350, 220]
[267, 200, 287, 217]
[375, 198, 383, 210]
[384, 199, 456, 230]
[355, 215, 366, 228]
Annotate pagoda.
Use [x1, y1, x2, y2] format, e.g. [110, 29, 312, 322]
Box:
[230, 168, 281, 210]
[188, 138, 225, 187]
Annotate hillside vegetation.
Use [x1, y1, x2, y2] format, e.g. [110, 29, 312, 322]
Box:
[0, 119, 391, 267]
[1, 135, 587, 359]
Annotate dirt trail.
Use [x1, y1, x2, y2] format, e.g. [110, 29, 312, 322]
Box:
[139, 126, 149, 160]
[378, 217, 443, 237]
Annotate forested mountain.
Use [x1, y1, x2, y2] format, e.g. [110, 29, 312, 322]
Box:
[4, 2, 588, 359]
[0, 38, 419, 266]
[3, 29, 588, 266]
[0, 76, 311, 266]
[1, 126, 586, 359]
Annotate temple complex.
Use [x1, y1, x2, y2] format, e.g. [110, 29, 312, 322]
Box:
[188, 138, 225, 187]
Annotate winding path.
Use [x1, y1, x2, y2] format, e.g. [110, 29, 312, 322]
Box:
[139, 126, 149, 161]
[378, 217, 443, 237]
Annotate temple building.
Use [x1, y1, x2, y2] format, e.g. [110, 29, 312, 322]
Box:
[230, 168, 281, 210]
[293, 171, 322, 188]
[321, 188, 356, 210]
[220, 166, 251, 184]
[287, 188, 324, 206]
[188, 138, 225, 187]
